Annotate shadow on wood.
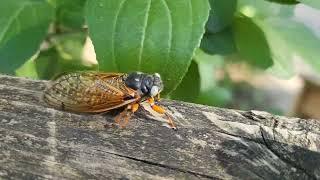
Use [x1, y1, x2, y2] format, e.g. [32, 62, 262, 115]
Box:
[0, 75, 319, 179]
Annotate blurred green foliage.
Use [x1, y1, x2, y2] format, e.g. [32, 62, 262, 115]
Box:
[85, 0, 210, 94]
[0, 0, 319, 112]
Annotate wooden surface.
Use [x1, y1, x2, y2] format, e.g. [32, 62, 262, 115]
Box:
[0, 75, 320, 180]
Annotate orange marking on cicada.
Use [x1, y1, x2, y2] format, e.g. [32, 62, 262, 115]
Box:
[147, 97, 155, 104]
[151, 105, 166, 114]
[131, 103, 139, 113]
[147, 97, 165, 114]
[146, 97, 177, 130]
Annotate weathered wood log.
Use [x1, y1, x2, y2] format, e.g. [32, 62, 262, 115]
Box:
[0, 74, 320, 180]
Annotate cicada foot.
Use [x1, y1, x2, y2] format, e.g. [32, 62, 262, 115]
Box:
[147, 97, 177, 130]
[105, 103, 139, 129]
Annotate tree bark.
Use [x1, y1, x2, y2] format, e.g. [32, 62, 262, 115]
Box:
[0, 75, 319, 180]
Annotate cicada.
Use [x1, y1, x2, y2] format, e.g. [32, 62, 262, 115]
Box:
[43, 71, 176, 129]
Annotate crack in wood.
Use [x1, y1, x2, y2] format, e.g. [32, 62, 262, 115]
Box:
[96, 150, 216, 179]
[259, 126, 316, 180]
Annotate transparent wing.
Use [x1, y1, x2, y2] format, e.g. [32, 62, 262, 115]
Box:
[43, 72, 139, 113]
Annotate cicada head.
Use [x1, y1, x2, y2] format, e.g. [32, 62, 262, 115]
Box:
[124, 72, 163, 97]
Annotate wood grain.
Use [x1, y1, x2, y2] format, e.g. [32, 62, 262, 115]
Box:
[0, 75, 319, 179]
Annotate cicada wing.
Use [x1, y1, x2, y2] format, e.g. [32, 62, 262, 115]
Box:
[43, 72, 139, 113]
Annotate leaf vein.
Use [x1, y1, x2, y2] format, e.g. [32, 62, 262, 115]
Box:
[160, 0, 172, 73]
[137, 0, 152, 70]
[0, 3, 27, 43]
[112, 0, 127, 71]
[189, 0, 194, 47]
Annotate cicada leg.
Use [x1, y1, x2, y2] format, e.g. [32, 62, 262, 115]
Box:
[147, 97, 177, 130]
[154, 93, 161, 101]
[112, 103, 139, 129]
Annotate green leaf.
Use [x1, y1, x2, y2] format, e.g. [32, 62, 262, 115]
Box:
[55, 0, 87, 29]
[15, 55, 40, 79]
[258, 18, 320, 77]
[16, 48, 59, 79]
[34, 48, 60, 79]
[170, 60, 200, 102]
[238, 0, 320, 77]
[196, 87, 232, 107]
[233, 15, 273, 69]
[265, 0, 299, 4]
[53, 32, 87, 60]
[194, 49, 232, 106]
[194, 49, 224, 90]
[172, 49, 232, 106]
[206, 0, 237, 33]
[0, 0, 54, 74]
[238, 0, 295, 18]
[298, 0, 320, 10]
[85, 0, 210, 94]
[16, 32, 94, 79]
[201, 27, 236, 55]
[16, 47, 97, 80]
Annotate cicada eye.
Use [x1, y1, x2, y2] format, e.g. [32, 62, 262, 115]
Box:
[150, 86, 159, 97]
[152, 73, 163, 93]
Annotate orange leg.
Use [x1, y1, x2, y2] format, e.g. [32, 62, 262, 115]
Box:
[118, 111, 132, 128]
[147, 97, 177, 130]
[131, 103, 140, 113]
[119, 103, 139, 128]
[112, 103, 139, 129]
